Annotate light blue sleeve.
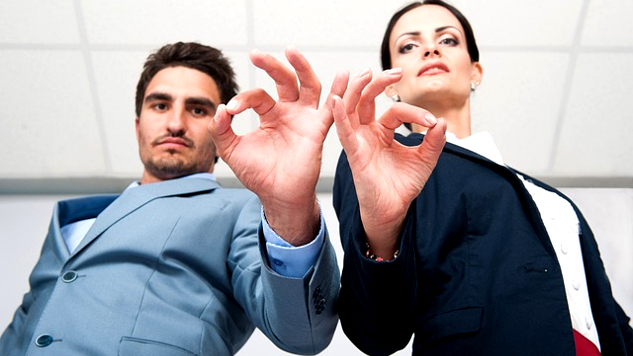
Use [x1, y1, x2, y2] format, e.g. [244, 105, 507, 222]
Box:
[261, 206, 325, 278]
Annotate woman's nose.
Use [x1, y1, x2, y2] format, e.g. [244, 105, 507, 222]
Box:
[424, 48, 441, 58]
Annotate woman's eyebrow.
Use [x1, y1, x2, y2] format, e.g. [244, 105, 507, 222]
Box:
[435, 25, 459, 33]
[395, 31, 421, 43]
[394, 25, 461, 44]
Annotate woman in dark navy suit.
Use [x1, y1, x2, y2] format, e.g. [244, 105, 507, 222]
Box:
[331, 1, 633, 355]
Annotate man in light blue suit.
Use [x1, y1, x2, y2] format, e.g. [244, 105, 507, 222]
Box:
[0, 42, 346, 356]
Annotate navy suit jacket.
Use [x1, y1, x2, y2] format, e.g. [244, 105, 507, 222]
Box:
[334, 133, 633, 356]
[1, 177, 340, 356]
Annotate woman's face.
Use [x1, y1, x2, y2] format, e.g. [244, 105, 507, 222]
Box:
[387, 5, 482, 108]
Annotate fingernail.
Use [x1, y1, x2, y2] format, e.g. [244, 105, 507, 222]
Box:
[385, 68, 402, 75]
[424, 112, 437, 125]
[357, 68, 371, 78]
[226, 100, 237, 111]
[213, 104, 223, 121]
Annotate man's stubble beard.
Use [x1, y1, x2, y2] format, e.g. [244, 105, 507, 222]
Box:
[144, 153, 200, 181]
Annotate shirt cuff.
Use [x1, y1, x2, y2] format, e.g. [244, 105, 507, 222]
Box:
[261, 205, 325, 278]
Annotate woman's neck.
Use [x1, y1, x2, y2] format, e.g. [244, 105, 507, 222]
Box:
[412, 103, 471, 138]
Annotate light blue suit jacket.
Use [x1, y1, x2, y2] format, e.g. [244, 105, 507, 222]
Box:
[0, 178, 340, 355]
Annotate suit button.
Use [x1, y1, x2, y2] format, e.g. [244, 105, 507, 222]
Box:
[272, 259, 284, 267]
[315, 298, 326, 311]
[315, 301, 325, 314]
[560, 243, 568, 255]
[62, 270, 78, 283]
[35, 334, 53, 347]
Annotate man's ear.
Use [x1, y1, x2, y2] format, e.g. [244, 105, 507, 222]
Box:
[135, 117, 140, 142]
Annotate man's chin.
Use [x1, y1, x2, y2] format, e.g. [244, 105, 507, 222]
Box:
[146, 161, 196, 181]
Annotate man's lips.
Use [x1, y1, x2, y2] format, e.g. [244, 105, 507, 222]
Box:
[417, 62, 449, 76]
[153, 136, 193, 148]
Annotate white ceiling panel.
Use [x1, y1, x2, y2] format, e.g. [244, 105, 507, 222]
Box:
[81, 0, 249, 46]
[252, 0, 401, 47]
[1, 0, 632, 191]
[0, 0, 80, 44]
[454, 0, 583, 47]
[0, 50, 106, 176]
[91, 50, 150, 176]
[553, 53, 633, 176]
[472, 51, 570, 173]
[582, 0, 633, 47]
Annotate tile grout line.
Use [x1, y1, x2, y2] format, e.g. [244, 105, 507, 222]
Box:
[546, 0, 591, 172]
[72, 0, 112, 173]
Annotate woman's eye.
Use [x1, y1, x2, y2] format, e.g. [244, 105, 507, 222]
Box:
[439, 37, 458, 46]
[399, 43, 418, 54]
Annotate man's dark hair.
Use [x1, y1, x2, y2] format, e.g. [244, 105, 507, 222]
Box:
[135, 42, 239, 117]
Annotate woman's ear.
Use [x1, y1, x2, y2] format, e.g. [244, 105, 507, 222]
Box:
[471, 62, 483, 86]
[385, 84, 400, 102]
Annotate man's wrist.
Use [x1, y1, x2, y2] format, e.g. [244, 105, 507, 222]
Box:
[262, 199, 320, 246]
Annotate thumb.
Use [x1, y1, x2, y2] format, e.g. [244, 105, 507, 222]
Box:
[208, 104, 237, 156]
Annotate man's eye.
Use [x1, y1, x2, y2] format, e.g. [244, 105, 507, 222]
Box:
[153, 103, 167, 110]
[192, 108, 206, 115]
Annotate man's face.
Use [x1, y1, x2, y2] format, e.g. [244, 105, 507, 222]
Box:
[136, 66, 221, 184]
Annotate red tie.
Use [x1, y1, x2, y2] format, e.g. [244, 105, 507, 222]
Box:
[574, 329, 600, 356]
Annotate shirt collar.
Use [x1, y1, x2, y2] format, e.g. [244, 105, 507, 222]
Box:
[446, 131, 505, 166]
[126, 172, 217, 191]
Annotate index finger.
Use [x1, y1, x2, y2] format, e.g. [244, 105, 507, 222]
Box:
[250, 49, 300, 102]
[357, 68, 403, 124]
[285, 46, 322, 108]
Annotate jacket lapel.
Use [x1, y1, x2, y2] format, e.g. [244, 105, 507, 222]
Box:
[71, 178, 220, 256]
[53, 194, 119, 261]
[407, 133, 558, 257]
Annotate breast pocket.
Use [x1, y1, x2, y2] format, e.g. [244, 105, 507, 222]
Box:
[119, 337, 198, 356]
[415, 307, 483, 346]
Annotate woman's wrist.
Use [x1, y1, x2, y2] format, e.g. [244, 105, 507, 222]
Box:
[365, 241, 399, 262]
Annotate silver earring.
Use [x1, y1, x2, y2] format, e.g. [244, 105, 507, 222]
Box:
[391, 94, 400, 102]
[470, 82, 480, 91]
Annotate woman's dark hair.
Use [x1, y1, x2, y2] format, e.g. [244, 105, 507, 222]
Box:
[134, 42, 239, 117]
[380, 0, 480, 70]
